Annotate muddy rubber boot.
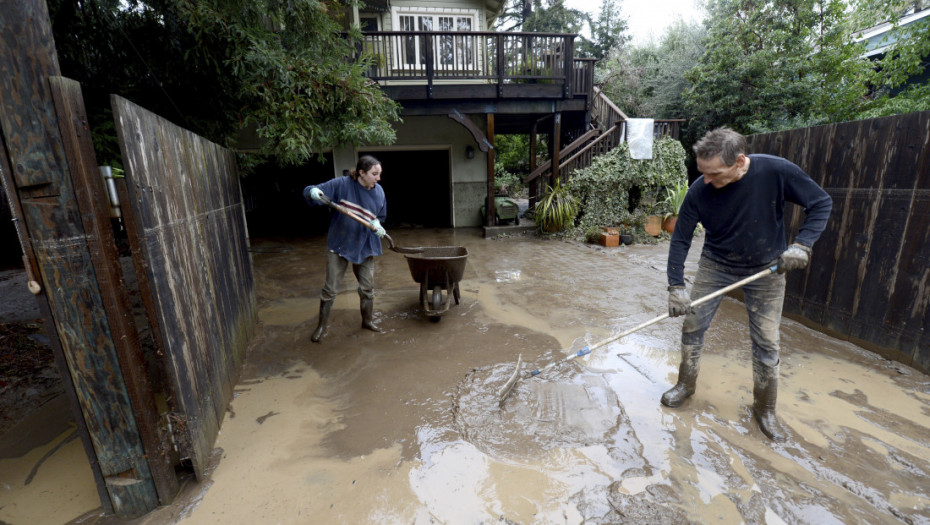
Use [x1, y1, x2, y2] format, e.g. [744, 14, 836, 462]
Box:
[360, 297, 383, 333]
[661, 344, 702, 407]
[753, 359, 787, 443]
[311, 300, 333, 343]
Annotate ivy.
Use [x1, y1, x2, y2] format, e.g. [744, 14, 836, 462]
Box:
[564, 138, 688, 242]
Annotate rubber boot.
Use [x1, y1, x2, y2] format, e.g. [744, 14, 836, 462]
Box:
[753, 359, 787, 442]
[360, 297, 383, 333]
[311, 299, 333, 343]
[661, 344, 702, 407]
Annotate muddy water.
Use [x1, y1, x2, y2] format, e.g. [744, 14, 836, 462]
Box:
[171, 229, 928, 525]
[5, 228, 927, 524]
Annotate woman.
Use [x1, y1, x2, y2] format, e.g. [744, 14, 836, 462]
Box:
[304, 155, 387, 342]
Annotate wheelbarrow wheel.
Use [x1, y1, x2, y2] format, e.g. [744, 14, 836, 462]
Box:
[430, 285, 442, 322]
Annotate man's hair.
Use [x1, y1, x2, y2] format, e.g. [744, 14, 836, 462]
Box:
[692, 127, 748, 165]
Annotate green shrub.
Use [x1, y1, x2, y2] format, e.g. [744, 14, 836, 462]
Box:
[566, 138, 688, 241]
[494, 164, 527, 197]
[535, 178, 578, 234]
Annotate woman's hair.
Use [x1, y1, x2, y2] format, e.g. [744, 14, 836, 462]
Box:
[692, 127, 748, 166]
[349, 155, 381, 180]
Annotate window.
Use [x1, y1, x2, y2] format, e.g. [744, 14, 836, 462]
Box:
[393, 8, 477, 70]
[360, 16, 379, 31]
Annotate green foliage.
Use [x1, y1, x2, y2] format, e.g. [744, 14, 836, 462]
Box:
[664, 180, 688, 217]
[535, 178, 579, 233]
[576, 0, 630, 59]
[597, 20, 706, 119]
[176, 0, 401, 165]
[493, 0, 629, 60]
[494, 164, 527, 197]
[48, 0, 401, 168]
[858, 82, 930, 118]
[684, 0, 871, 138]
[494, 135, 531, 173]
[566, 139, 688, 239]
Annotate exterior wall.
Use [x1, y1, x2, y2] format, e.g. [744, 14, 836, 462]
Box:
[368, 0, 490, 31]
[332, 114, 488, 227]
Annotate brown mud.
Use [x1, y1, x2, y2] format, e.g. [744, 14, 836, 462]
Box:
[1, 228, 929, 524]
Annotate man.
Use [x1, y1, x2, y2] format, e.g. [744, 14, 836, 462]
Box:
[664, 127, 832, 442]
[305, 155, 387, 342]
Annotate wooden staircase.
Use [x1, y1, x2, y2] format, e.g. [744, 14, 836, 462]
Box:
[523, 87, 684, 208]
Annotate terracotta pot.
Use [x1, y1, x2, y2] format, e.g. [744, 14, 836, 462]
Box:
[663, 216, 677, 233]
[644, 215, 663, 237]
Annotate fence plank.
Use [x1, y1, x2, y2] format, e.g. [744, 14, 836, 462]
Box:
[847, 114, 922, 351]
[0, 0, 162, 515]
[883, 113, 930, 369]
[112, 94, 255, 480]
[750, 111, 930, 373]
[49, 75, 179, 503]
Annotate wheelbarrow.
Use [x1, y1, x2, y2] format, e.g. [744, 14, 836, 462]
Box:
[404, 246, 468, 322]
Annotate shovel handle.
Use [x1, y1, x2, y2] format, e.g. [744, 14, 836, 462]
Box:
[318, 194, 396, 249]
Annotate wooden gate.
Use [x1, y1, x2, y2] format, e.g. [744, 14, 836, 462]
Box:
[112, 95, 256, 480]
[748, 111, 930, 373]
[1, 1, 255, 516]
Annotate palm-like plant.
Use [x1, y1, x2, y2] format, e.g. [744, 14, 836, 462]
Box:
[664, 180, 688, 218]
[536, 179, 579, 233]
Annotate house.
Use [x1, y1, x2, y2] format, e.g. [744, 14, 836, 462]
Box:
[856, 5, 930, 59]
[854, 5, 930, 94]
[328, 0, 599, 229]
[240, 0, 680, 234]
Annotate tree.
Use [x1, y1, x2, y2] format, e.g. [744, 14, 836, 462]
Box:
[48, 0, 401, 167]
[596, 20, 705, 118]
[683, 0, 871, 137]
[577, 0, 629, 59]
[522, 0, 587, 34]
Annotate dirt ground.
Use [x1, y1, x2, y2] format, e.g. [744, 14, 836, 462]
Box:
[1, 228, 929, 524]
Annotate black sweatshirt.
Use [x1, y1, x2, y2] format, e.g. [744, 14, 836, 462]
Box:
[667, 154, 833, 287]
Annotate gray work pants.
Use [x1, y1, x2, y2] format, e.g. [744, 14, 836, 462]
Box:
[321, 251, 375, 302]
[682, 258, 786, 367]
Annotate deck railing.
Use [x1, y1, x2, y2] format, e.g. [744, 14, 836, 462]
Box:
[359, 31, 587, 96]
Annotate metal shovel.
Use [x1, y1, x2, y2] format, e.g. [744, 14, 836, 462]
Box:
[318, 194, 423, 254]
[497, 264, 780, 407]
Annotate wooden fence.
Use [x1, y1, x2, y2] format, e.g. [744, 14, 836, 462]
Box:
[748, 111, 930, 373]
[1, 2, 255, 516]
[113, 95, 256, 481]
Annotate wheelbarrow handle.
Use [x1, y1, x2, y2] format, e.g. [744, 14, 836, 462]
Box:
[318, 194, 396, 249]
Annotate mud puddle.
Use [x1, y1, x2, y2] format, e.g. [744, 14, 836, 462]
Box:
[187, 230, 928, 525]
[4, 228, 928, 524]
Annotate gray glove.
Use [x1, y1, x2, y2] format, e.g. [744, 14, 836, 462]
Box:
[777, 243, 812, 274]
[308, 187, 324, 202]
[370, 218, 386, 239]
[668, 286, 694, 317]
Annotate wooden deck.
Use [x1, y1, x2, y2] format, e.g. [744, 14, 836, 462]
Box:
[358, 31, 595, 116]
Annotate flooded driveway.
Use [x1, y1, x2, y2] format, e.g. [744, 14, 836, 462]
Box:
[4, 228, 930, 524]
[191, 229, 930, 524]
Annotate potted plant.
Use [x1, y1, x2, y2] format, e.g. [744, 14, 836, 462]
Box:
[662, 180, 688, 233]
[535, 178, 578, 233]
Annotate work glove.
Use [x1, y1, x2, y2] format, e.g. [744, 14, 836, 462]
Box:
[777, 243, 812, 274]
[308, 187, 324, 202]
[370, 218, 386, 239]
[668, 286, 694, 318]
